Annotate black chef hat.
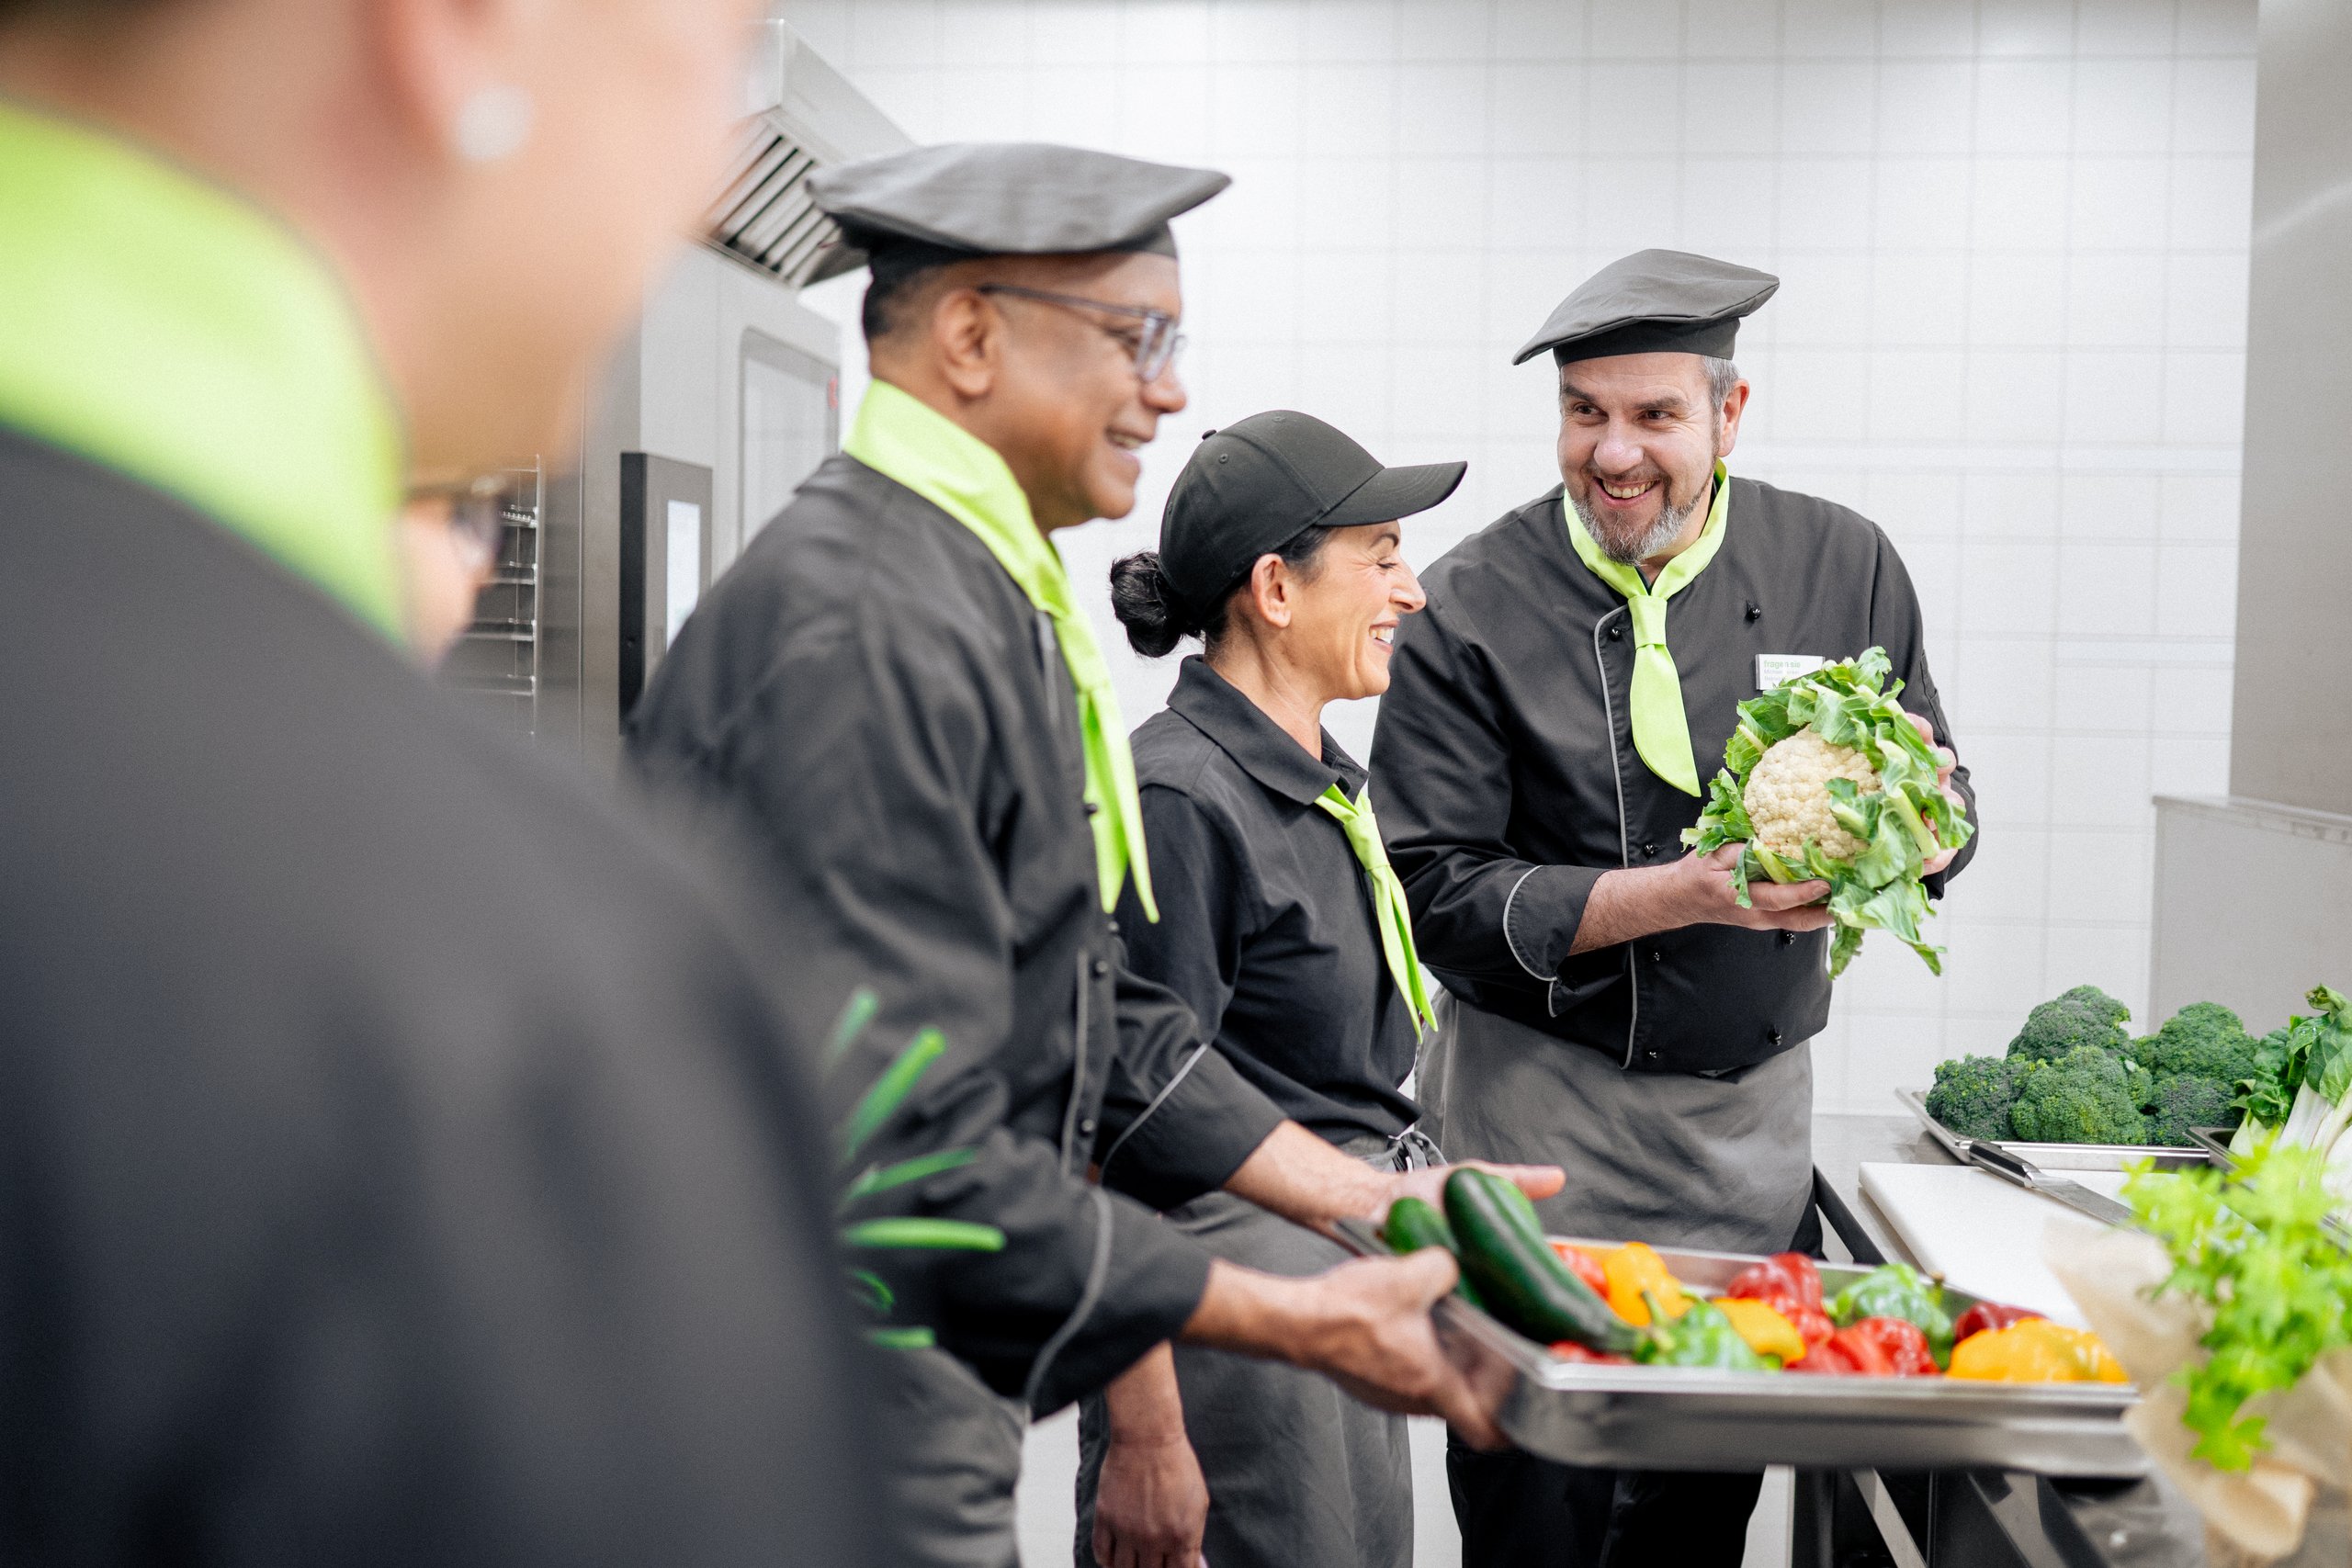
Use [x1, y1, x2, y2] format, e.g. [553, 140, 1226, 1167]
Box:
[805, 142, 1230, 284]
[1513, 249, 1780, 367]
[1159, 412, 1464, 617]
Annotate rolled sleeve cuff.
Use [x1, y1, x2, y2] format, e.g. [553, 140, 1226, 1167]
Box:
[1098, 1045, 1287, 1213]
[1028, 1196, 1214, 1415]
[1501, 863, 1607, 979]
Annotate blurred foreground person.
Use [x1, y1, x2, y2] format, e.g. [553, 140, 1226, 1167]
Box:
[0, 2, 882, 1563]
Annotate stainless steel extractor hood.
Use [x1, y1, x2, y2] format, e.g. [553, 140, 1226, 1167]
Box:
[706, 19, 911, 286]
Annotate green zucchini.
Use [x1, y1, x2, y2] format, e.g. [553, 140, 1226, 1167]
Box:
[1380, 1196, 1486, 1309]
[1444, 1168, 1640, 1354]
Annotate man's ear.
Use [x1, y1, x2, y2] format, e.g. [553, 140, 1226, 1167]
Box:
[931, 287, 1001, 401]
[1715, 379, 1751, 458]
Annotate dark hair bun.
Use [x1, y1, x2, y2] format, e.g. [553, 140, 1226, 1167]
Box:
[1109, 550, 1193, 658]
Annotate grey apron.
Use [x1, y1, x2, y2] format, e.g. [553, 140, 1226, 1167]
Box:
[1420, 992, 1815, 1256]
[1072, 1134, 1415, 1568]
[875, 1344, 1029, 1568]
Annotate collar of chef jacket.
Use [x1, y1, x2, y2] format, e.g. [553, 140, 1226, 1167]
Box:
[1164, 655, 1363, 806]
[0, 96, 404, 637]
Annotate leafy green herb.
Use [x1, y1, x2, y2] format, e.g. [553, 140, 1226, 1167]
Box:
[2124, 1142, 2352, 1471]
[1681, 648, 1972, 976]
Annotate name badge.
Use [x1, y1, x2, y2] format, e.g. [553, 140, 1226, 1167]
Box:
[1755, 654, 1827, 691]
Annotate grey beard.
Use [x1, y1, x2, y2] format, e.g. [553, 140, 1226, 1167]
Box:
[1571, 483, 1706, 566]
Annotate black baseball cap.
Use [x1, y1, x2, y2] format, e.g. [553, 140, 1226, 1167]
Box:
[1158, 412, 1465, 615]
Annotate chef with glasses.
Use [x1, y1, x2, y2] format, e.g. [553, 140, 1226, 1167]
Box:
[627, 143, 1553, 1568]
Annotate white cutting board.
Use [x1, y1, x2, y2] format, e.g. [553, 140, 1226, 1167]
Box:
[1857, 1162, 2126, 1328]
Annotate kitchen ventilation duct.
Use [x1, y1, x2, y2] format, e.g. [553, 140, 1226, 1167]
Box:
[707, 20, 910, 286]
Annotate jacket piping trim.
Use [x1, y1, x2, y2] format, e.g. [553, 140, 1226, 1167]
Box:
[1060, 948, 1091, 1176]
[1591, 607, 1639, 1066]
[1023, 1185, 1114, 1413]
[1096, 1039, 1213, 1180]
[1499, 865, 1553, 984]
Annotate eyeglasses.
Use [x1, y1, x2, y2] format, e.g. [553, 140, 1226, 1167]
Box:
[975, 283, 1186, 384]
[405, 473, 508, 575]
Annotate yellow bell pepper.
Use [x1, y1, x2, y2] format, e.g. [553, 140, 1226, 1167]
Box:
[1712, 1297, 1807, 1364]
[1948, 1319, 2129, 1383]
[1602, 1242, 1690, 1327]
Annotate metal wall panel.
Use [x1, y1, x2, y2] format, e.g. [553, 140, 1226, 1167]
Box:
[2229, 0, 2352, 814]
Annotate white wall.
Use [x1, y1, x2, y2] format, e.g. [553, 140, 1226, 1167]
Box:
[786, 0, 2256, 1111]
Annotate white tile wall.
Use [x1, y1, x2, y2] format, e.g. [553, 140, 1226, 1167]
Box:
[785, 0, 2256, 1114]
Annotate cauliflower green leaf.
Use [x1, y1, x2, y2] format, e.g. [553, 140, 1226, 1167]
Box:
[1680, 647, 1973, 976]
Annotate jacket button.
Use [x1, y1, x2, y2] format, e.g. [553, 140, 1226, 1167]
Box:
[1079, 1116, 1098, 1138]
[1746, 602, 1761, 622]
[1642, 841, 1657, 858]
[1091, 957, 1110, 978]
[1645, 1049, 1660, 1061]
[1085, 801, 1101, 817]
[1608, 623, 1623, 640]
[1647, 949, 1663, 964]
[1768, 1028, 1784, 1046]
[1779, 931, 1796, 946]
[1106, 919, 1121, 936]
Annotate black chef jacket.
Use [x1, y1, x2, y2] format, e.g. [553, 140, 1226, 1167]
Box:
[1118, 658, 1420, 1146]
[0, 430, 883, 1565]
[626, 455, 1288, 1412]
[1370, 477, 1977, 1075]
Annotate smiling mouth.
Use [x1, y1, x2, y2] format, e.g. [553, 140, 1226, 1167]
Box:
[1107, 431, 1147, 452]
[1371, 625, 1395, 647]
[1597, 478, 1658, 502]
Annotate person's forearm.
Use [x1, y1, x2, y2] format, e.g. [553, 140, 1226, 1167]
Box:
[1102, 1343, 1189, 1444]
[1180, 1258, 1336, 1360]
[1567, 863, 1690, 953]
[1219, 1120, 1389, 1235]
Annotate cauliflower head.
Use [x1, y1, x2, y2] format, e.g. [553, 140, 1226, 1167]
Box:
[1744, 728, 1883, 866]
[1681, 647, 1973, 977]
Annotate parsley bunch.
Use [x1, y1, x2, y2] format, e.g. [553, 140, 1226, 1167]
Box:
[2124, 1143, 2352, 1471]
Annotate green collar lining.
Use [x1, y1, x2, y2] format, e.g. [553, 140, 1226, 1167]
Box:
[842, 379, 1158, 918]
[0, 96, 404, 637]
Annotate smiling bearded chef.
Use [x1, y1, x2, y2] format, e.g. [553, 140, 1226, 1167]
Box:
[1368, 250, 1978, 1567]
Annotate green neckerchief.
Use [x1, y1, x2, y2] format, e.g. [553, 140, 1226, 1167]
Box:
[842, 378, 1156, 919]
[1562, 462, 1732, 796]
[0, 97, 403, 637]
[1314, 784, 1437, 1036]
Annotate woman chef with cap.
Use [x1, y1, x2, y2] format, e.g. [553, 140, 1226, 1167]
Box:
[1077, 412, 1465, 1568]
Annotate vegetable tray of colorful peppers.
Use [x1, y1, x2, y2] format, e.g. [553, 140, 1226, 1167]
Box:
[1361, 1168, 2147, 1476]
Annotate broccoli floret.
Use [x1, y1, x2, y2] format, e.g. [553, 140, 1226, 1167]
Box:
[1924, 1055, 2023, 1141]
[2143, 1074, 2242, 1147]
[2006, 985, 2132, 1066]
[2007, 1046, 2149, 1145]
[2135, 1001, 2259, 1086]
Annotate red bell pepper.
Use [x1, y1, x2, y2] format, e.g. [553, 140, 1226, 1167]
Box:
[1788, 1317, 1939, 1377]
[1952, 1301, 2042, 1345]
[1724, 1253, 1824, 1314]
[1724, 1253, 1832, 1348]
[1549, 1341, 1632, 1365]
[1845, 1315, 1939, 1376]
[1549, 1241, 1611, 1302]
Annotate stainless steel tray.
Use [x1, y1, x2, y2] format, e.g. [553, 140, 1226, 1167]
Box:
[1896, 1089, 2217, 1172]
[1340, 1224, 2147, 1478]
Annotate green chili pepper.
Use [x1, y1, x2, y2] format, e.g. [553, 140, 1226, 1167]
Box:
[1828, 1263, 1954, 1368]
[1633, 1293, 1768, 1371]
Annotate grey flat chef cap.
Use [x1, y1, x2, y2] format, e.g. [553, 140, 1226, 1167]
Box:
[806, 142, 1230, 284]
[1513, 249, 1780, 367]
